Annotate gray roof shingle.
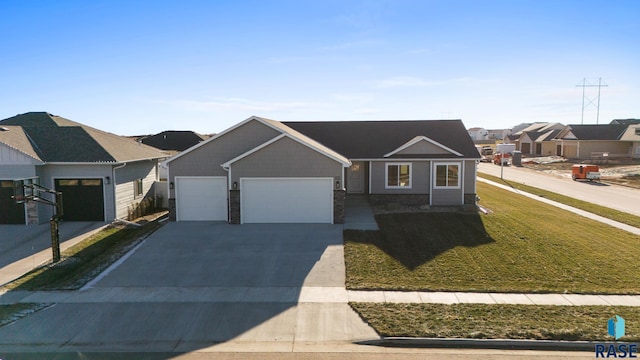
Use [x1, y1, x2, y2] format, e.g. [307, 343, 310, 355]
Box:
[566, 124, 628, 141]
[0, 112, 167, 163]
[283, 120, 480, 159]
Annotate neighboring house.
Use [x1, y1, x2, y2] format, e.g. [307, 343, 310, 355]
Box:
[556, 123, 636, 159]
[512, 123, 565, 155]
[136, 130, 210, 181]
[610, 119, 640, 126]
[138, 130, 209, 154]
[0, 112, 167, 224]
[165, 116, 481, 224]
[486, 129, 511, 141]
[468, 127, 488, 141]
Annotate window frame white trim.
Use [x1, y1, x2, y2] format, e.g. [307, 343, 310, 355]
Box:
[384, 162, 412, 189]
[432, 162, 462, 189]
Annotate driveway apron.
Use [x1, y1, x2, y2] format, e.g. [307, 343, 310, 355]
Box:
[0, 222, 377, 352]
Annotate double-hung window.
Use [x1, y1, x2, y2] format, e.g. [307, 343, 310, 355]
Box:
[434, 163, 460, 188]
[386, 163, 411, 188]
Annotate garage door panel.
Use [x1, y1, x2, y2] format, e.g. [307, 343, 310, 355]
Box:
[176, 177, 227, 221]
[0, 180, 25, 224]
[55, 178, 104, 221]
[241, 178, 332, 224]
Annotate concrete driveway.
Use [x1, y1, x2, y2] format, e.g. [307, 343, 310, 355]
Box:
[0, 222, 376, 352]
[0, 222, 105, 286]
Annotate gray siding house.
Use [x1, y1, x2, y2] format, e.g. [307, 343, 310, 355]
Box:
[0, 112, 167, 224]
[165, 116, 480, 224]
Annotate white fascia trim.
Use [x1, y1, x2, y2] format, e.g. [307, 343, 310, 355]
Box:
[0, 142, 44, 164]
[221, 133, 351, 168]
[383, 136, 463, 158]
[354, 158, 478, 162]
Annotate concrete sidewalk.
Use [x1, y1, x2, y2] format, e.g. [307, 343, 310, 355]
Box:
[3, 287, 640, 306]
[0, 222, 107, 287]
[479, 177, 640, 236]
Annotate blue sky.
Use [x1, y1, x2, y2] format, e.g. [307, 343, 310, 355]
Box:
[1, 0, 638, 135]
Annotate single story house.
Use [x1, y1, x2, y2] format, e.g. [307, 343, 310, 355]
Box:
[137, 130, 210, 154]
[0, 112, 167, 224]
[165, 116, 481, 224]
[556, 123, 636, 159]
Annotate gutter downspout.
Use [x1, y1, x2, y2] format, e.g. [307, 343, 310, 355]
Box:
[112, 163, 127, 221]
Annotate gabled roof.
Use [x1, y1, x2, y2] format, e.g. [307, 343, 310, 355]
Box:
[139, 130, 208, 151]
[0, 112, 167, 163]
[384, 136, 463, 157]
[283, 120, 480, 159]
[563, 124, 628, 141]
[620, 125, 640, 141]
[166, 115, 353, 165]
[534, 129, 562, 142]
[221, 133, 351, 168]
[0, 126, 43, 162]
[610, 119, 640, 126]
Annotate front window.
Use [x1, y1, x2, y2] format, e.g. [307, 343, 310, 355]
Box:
[435, 163, 460, 188]
[386, 163, 411, 188]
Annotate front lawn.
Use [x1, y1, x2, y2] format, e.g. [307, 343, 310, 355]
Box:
[344, 182, 640, 294]
[351, 303, 640, 341]
[3, 216, 164, 291]
[478, 172, 640, 229]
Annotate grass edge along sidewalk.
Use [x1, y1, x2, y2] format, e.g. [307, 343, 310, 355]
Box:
[478, 172, 640, 229]
[344, 182, 640, 294]
[1, 214, 165, 292]
[351, 302, 640, 342]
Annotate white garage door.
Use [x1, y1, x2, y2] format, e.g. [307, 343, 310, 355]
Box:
[241, 178, 333, 224]
[176, 177, 227, 221]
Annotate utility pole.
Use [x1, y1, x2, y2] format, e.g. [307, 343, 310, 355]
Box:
[576, 77, 608, 124]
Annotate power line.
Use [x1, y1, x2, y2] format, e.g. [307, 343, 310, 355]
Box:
[576, 77, 608, 124]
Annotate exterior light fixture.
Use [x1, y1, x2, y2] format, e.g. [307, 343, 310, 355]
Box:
[169, 182, 174, 190]
[105, 176, 111, 185]
[335, 180, 340, 189]
[233, 181, 238, 190]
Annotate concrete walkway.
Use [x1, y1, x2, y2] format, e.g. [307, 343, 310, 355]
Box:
[344, 195, 379, 230]
[479, 177, 640, 236]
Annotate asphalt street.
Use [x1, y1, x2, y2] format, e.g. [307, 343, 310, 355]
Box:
[478, 162, 640, 216]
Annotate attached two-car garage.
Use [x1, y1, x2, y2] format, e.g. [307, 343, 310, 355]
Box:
[241, 178, 333, 224]
[174, 176, 333, 223]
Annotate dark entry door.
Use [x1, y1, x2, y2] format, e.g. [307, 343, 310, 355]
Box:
[0, 180, 25, 224]
[55, 179, 104, 221]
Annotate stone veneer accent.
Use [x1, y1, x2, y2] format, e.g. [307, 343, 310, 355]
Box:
[333, 190, 345, 224]
[229, 189, 240, 224]
[168, 198, 176, 221]
[368, 194, 430, 207]
[464, 193, 478, 205]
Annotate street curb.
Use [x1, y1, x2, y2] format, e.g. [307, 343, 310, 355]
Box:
[355, 337, 602, 351]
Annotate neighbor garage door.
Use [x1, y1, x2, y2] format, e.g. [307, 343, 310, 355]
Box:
[176, 177, 227, 221]
[55, 179, 105, 221]
[241, 178, 333, 224]
[0, 180, 25, 224]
